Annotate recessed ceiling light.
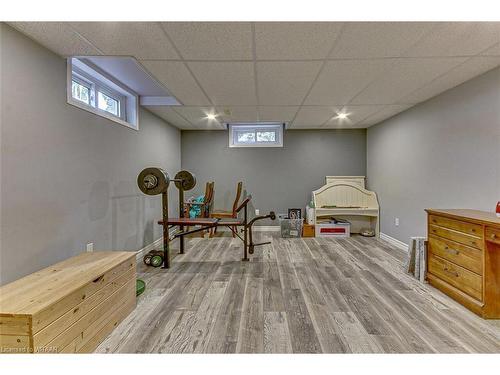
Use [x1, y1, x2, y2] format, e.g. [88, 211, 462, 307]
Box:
[335, 112, 348, 120]
[206, 113, 217, 120]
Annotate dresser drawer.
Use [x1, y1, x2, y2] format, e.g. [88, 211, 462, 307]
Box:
[428, 254, 482, 301]
[485, 226, 500, 246]
[428, 235, 482, 275]
[429, 225, 482, 250]
[429, 214, 482, 237]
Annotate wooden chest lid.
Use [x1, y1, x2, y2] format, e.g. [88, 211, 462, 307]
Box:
[0, 251, 135, 315]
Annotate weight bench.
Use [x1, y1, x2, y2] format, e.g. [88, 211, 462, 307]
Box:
[159, 195, 275, 268]
[137, 167, 276, 269]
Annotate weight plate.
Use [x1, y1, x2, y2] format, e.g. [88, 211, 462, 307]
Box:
[150, 255, 163, 267]
[136, 279, 146, 296]
[138, 167, 170, 195]
[143, 254, 153, 265]
[174, 170, 196, 191]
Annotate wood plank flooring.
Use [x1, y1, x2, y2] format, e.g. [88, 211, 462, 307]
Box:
[96, 233, 500, 353]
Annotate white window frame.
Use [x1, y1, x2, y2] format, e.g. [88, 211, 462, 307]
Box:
[67, 58, 139, 130]
[228, 123, 284, 148]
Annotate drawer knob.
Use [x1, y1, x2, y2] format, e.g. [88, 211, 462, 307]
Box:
[443, 268, 459, 277]
[444, 246, 459, 255]
[492, 234, 497, 239]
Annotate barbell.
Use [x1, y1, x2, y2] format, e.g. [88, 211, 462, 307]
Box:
[137, 167, 196, 196]
[174, 170, 197, 191]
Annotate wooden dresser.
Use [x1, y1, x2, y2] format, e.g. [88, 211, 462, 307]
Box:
[426, 209, 500, 318]
[0, 251, 136, 353]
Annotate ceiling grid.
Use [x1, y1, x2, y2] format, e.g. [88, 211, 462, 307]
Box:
[8, 22, 500, 129]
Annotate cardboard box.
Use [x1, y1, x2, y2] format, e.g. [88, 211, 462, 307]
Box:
[302, 224, 315, 237]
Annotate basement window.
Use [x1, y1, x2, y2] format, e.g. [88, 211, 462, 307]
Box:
[67, 57, 138, 130]
[228, 123, 284, 148]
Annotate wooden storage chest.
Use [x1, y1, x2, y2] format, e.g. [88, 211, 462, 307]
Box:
[425, 209, 500, 318]
[0, 251, 136, 353]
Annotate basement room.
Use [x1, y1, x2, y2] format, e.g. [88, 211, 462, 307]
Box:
[1, 0, 499, 373]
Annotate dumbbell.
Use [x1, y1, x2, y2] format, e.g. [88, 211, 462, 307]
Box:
[143, 250, 164, 267]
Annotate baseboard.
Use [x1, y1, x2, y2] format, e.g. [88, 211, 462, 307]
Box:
[253, 225, 280, 232]
[380, 232, 408, 252]
[135, 237, 163, 260]
[215, 225, 280, 232]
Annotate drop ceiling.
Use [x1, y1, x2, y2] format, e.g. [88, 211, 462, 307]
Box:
[9, 22, 500, 130]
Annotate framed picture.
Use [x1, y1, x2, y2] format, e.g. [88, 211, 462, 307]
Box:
[288, 208, 302, 220]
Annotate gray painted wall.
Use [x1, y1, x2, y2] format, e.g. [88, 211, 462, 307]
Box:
[0, 24, 181, 284]
[181, 129, 366, 224]
[367, 66, 500, 244]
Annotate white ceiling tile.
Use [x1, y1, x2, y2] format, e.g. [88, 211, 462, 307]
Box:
[400, 56, 500, 104]
[161, 22, 253, 60]
[140, 61, 210, 106]
[330, 22, 435, 59]
[304, 59, 396, 105]
[9, 22, 101, 56]
[172, 107, 224, 129]
[144, 106, 193, 129]
[257, 61, 322, 105]
[481, 43, 500, 56]
[258, 106, 299, 122]
[405, 22, 500, 57]
[323, 105, 383, 128]
[215, 106, 259, 123]
[351, 57, 467, 105]
[356, 105, 412, 127]
[291, 106, 336, 128]
[10, 21, 499, 131]
[254, 22, 343, 60]
[188, 62, 257, 105]
[70, 22, 179, 60]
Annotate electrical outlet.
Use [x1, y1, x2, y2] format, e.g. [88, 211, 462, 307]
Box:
[255, 209, 260, 216]
[395, 218, 400, 226]
[86, 243, 94, 252]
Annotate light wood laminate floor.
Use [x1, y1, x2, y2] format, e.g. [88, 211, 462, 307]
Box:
[96, 233, 500, 353]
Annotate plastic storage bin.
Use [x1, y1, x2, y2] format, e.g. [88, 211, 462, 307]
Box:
[279, 215, 304, 238]
[315, 221, 350, 238]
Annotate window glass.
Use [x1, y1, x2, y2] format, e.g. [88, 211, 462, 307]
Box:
[71, 80, 90, 105]
[98, 91, 119, 116]
[256, 131, 276, 142]
[236, 131, 256, 143]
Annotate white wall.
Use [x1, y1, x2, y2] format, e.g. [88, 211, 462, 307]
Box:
[0, 24, 181, 284]
[181, 129, 367, 224]
[367, 67, 500, 243]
